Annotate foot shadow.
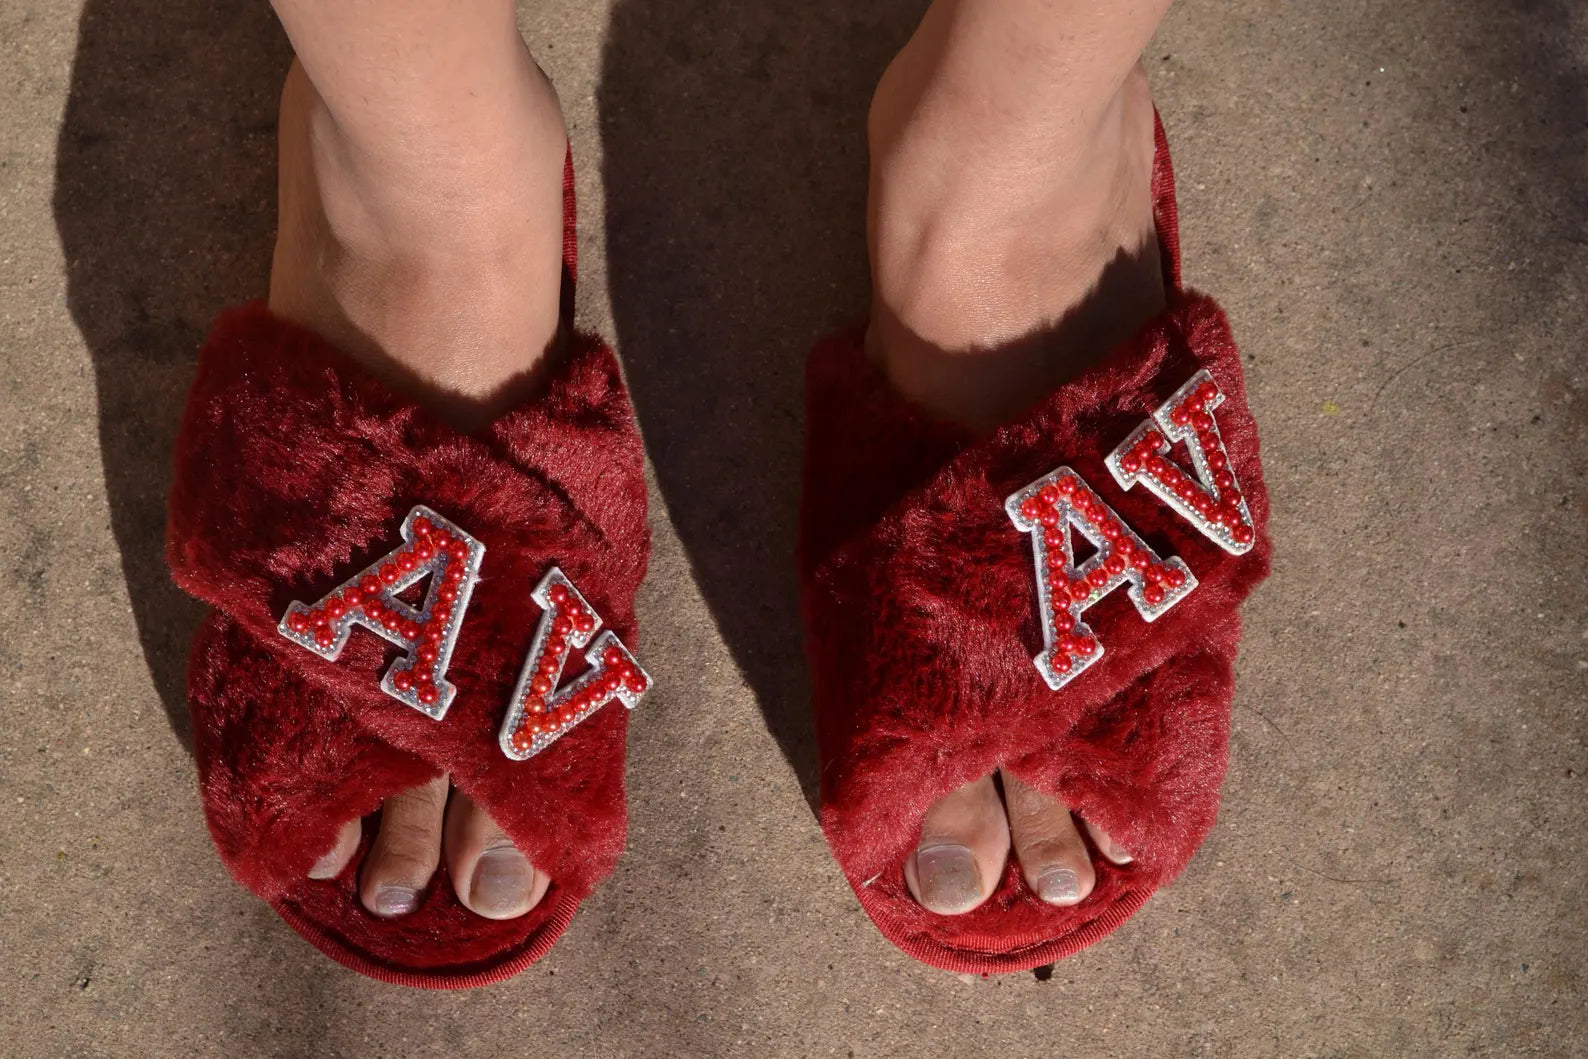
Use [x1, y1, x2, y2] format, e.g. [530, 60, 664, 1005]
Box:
[599, 0, 923, 810]
[53, 0, 289, 750]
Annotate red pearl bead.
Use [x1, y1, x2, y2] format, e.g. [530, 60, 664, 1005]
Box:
[1197, 381, 1218, 404]
[1052, 654, 1072, 673]
[1056, 476, 1077, 497]
[1214, 470, 1236, 492]
[1120, 453, 1142, 475]
[438, 584, 457, 603]
[1020, 498, 1041, 521]
[309, 609, 328, 627]
[626, 672, 649, 693]
[359, 576, 380, 597]
[288, 613, 309, 634]
[314, 627, 335, 648]
[1170, 406, 1192, 427]
[549, 584, 570, 605]
[1208, 450, 1228, 471]
[1087, 567, 1109, 589]
[1105, 554, 1126, 576]
[417, 643, 438, 663]
[1166, 567, 1187, 589]
[1071, 637, 1096, 657]
[602, 646, 625, 668]
[381, 612, 402, 631]
[1101, 522, 1122, 542]
[396, 552, 417, 573]
[1039, 508, 1060, 527]
[1192, 411, 1214, 432]
[574, 614, 596, 633]
[417, 685, 439, 706]
[1068, 582, 1091, 603]
[1144, 584, 1166, 605]
[1038, 485, 1060, 507]
[602, 672, 623, 693]
[414, 540, 435, 562]
[378, 564, 399, 585]
[553, 616, 573, 635]
[414, 517, 434, 537]
[547, 635, 567, 655]
[531, 676, 552, 695]
[393, 669, 414, 692]
[447, 541, 469, 562]
[1234, 525, 1255, 545]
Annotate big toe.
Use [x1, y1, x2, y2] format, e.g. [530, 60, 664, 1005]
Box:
[444, 788, 548, 920]
[904, 774, 1010, 915]
[358, 775, 448, 918]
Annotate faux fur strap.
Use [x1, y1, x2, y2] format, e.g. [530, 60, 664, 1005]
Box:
[799, 288, 1272, 972]
[165, 305, 649, 986]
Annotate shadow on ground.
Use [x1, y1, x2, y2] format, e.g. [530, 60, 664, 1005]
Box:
[599, 0, 922, 809]
[53, 1, 289, 750]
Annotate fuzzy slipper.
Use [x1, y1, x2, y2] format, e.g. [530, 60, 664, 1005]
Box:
[165, 155, 651, 988]
[798, 114, 1271, 974]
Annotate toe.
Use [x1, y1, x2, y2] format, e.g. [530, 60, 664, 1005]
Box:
[1002, 771, 1096, 907]
[307, 818, 361, 880]
[444, 788, 548, 920]
[358, 775, 448, 918]
[1081, 817, 1133, 865]
[903, 774, 1010, 915]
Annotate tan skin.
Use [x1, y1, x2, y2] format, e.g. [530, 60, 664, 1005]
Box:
[272, 0, 1170, 919]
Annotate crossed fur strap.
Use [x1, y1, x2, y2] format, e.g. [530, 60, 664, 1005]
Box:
[165, 303, 649, 985]
[799, 287, 1271, 971]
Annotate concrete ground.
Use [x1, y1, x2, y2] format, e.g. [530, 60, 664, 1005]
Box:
[2, 0, 1584, 1055]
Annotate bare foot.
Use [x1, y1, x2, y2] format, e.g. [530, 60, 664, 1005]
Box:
[867, 5, 1165, 913]
[272, 33, 567, 918]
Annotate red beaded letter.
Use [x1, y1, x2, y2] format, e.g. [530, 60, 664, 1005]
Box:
[277, 505, 483, 719]
[1105, 369, 1256, 554]
[498, 567, 652, 760]
[1006, 469, 1196, 690]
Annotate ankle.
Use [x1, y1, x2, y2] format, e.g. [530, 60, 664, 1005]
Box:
[268, 56, 568, 412]
[868, 62, 1165, 429]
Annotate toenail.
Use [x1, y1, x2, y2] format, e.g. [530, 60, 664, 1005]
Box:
[469, 848, 535, 918]
[1037, 867, 1082, 905]
[915, 845, 982, 913]
[373, 885, 419, 917]
[307, 848, 345, 880]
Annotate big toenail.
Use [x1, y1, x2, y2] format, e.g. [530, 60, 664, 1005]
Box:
[374, 885, 419, 917]
[915, 845, 982, 912]
[1037, 867, 1081, 904]
[470, 848, 535, 917]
